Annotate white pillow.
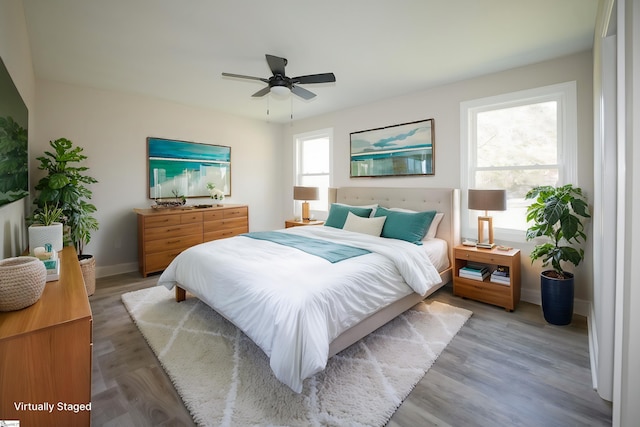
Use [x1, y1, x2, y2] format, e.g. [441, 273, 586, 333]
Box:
[425, 212, 444, 240]
[343, 211, 386, 236]
[389, 208, 444, 240]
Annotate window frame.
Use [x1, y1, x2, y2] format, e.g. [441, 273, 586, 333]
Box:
[460, 81, 578, 242]
[294, 128, 333, 217]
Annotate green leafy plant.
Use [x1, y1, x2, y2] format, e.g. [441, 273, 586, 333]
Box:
[31, 203, 65, 226]
[525, 184, 590, 278]
[32, 138, 99, 254]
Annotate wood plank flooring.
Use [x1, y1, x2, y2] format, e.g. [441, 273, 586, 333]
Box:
[90, 274, 612, 426]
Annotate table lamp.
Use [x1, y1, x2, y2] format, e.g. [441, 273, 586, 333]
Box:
[468, 189, 507, 248]
[293, 186, 319, 221]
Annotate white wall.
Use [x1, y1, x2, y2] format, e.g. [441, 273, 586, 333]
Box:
[33, 80, 285, 277]
[283, 51, 594, 309]
[0, 0, 36, 259]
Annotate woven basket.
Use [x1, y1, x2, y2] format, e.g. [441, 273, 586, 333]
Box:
[0, 256, 47, 311]
[79, 255, 96, 296]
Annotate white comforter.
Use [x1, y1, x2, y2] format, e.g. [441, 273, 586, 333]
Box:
[157, 225, 442, 392]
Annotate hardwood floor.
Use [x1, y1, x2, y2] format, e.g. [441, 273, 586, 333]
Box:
[90, 274, 612, 426]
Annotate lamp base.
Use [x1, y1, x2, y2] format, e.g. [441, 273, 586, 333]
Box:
[301, 202, 310, 221]
[477, 215, 495, 248]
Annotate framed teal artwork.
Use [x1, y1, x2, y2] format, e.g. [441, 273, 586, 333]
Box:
[147, 137, 231, 199]
[350, 118, 435, 178]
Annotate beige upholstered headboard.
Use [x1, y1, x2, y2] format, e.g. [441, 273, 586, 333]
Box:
[329, 187, 461, 266]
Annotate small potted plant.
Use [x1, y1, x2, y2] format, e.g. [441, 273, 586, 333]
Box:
[28, 203, 65, 253]
[525, 184, 590, 325]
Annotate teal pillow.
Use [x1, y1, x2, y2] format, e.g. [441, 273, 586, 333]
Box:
[324, 204, 374, 229]
[374, 207, 436, 245]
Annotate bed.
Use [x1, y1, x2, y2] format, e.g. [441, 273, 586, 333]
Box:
[158, 187, 460, 392]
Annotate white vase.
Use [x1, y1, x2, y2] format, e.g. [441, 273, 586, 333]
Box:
[28, 222, 64, 253]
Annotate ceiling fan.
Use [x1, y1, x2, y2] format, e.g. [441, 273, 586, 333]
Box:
[222, 54, 336, 100]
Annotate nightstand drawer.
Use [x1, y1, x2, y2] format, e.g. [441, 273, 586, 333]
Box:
[454, 248, 517, 264]
[454, 281, 513, 309]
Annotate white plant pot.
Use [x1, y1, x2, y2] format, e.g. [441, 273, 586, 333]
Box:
[28, 222, 64, 252]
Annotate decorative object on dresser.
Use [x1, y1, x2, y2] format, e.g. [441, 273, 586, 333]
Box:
[147, 137, 231, 200]
[285, 218, 324, 228]
[27, 203, 64, 253]
[31, 137, 99, 295]
[525, 184, 590, 325]
[134, 204, 249, 277]
[0, 247, 92, 426]
[0, 256, 46, 311]
[350, 118, 435, 177]
[453, 244, 521, 311]
[293, 186, 319, 221]
[467, 188, 507, 249]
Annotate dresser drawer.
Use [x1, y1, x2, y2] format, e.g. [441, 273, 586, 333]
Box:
[203, 210, 224, 221]
[144, 234, 203, 254]
[204, 226, 247, 241]
[145, 249, 188, 273]
[145, 214, 181, 228]
[144, 222, 203, 242]
[203, 217, 248, 233]
[224, 206, 248, 218]
[180, 212, 203, 224]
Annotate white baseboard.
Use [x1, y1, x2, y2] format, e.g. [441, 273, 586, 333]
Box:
[96, 262, 139, 279]
[588, 303, 599, 391]
[520, 288, 590, 317]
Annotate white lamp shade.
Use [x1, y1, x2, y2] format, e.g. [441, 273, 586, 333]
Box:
[270, 86, 290, 98]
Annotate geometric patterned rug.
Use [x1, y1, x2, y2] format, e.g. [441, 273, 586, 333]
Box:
[122, 286, 471, 427]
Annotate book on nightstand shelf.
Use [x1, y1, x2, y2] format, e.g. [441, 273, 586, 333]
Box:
[490, 265, 510, 286]
[459, 263, 490, 281]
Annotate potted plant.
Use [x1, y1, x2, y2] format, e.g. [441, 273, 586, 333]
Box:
[32, 138, 99, 295]
[525, 184, 590, 325]
[28, 203, 65, 253]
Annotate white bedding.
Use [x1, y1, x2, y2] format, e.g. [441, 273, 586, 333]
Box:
[157, 225, 443, 392]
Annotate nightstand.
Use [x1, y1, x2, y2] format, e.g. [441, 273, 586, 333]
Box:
[285, 219, 324, 228]
[453, 245, 521, 311]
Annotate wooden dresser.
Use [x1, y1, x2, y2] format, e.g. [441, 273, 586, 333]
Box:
[0, 246, 92, 426]
[134, 204, 249, 277]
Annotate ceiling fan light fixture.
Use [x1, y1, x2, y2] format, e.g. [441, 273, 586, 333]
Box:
[270, 85, 290, 98]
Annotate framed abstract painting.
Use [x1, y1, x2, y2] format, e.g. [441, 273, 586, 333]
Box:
[147, 137, 231, 199]
[350, 118, 435, 178]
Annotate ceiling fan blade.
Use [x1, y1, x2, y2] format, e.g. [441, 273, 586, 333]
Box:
[292, 73, 336, 84]
[291, 85, 316, 100]
[265, 54, 287, 76]
[222, 72, 268, 83]
[251, 86, 271, 97]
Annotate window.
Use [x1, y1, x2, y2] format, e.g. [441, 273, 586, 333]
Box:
[460, 82, 577, 241]
[295, 129, 332, 216]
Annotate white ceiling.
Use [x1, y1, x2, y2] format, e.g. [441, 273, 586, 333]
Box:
[22, 0, 599, 123]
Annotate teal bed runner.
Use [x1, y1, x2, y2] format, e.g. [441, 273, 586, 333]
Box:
[241, 231, 370, 263]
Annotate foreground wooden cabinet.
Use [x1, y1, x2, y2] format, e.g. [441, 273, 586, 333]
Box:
[0, 247, 92, 426]
[135, 204, 249, 276]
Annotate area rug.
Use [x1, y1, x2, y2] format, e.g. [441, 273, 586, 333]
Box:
[122, 286, 472, 427]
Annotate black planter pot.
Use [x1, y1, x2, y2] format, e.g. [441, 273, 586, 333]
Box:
[540, 271, 574, 325]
